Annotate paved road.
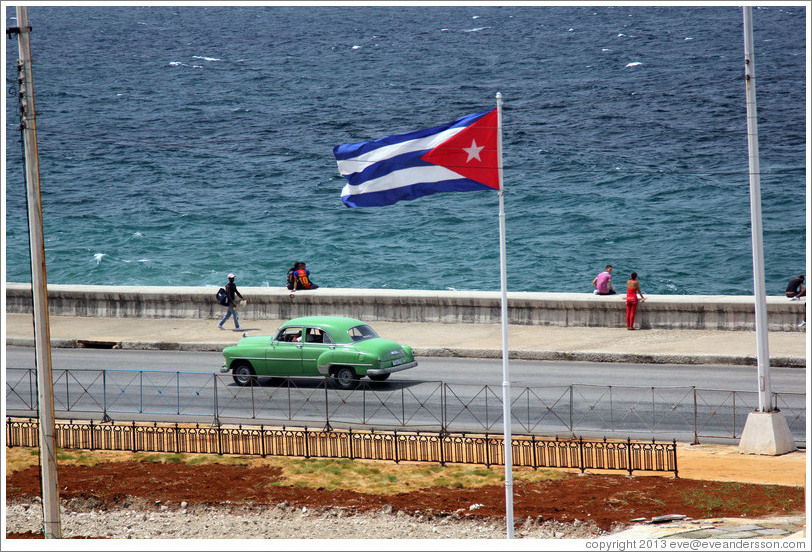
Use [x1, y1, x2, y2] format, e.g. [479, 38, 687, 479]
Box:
[6, 347, 806, 445]
[5, 346, 806, 389]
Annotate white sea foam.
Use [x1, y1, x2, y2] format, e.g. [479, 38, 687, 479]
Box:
[625, 61, 642, 68]
[685, 37, 694, 41]
[93, 253, 106, 265]
[133, 231, 143, 237]
[568, 28, 575, 32]
[192, 55, 221, 62]
[351, 45, 361, 50]
[601, 48, 611, 52]
[169, 61, 184, 66]
[462, 27, 487, 33]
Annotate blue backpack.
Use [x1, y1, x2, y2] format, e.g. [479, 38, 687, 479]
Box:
[215, 288, 229, 306]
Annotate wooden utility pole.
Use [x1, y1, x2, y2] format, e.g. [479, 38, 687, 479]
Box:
[9, 6, 62, 538]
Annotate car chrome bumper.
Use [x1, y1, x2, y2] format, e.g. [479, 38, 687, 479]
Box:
[220, 364, 230, 373]
[366, 361, 418, 376]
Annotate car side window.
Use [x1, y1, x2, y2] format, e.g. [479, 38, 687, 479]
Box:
[276, 327, 303, 342]
[304, 328, 333, 344]
[347, 324, 379, 342]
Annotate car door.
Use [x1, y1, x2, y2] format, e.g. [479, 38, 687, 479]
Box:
[299, 326, 335, 376]
[265, 326, 304, 376]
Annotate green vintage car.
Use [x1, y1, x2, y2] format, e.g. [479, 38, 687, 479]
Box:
[220, 316, 418, 389]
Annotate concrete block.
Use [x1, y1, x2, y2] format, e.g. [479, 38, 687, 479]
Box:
[738, 410, 797, 455]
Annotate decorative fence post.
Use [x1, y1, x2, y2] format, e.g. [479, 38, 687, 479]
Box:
[531, 434, 537, 470]
[578, 436, 585, 473]
[672, 439, 679, 478]
[626, 437, 633, 476]
[693, 387, 699, 445]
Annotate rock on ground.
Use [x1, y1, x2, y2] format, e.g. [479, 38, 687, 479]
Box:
[6, 499, 606, 540]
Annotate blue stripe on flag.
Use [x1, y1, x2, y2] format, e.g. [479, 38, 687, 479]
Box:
[343, 150, 433, 186]
[333, 110, 490, 161]
[341, 178, 491, 208]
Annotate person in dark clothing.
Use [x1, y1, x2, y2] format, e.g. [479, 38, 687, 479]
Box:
[217, 273, 245, 330]
[286, 262, 300, 290]
[786, 275, 805, 300]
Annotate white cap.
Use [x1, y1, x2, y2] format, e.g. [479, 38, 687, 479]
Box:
[228, 273, 235, 279]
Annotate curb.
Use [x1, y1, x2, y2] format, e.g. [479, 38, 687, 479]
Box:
[6, 337, 806, 367]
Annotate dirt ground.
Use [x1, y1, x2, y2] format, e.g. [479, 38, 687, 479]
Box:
[5, 444, 807, 539]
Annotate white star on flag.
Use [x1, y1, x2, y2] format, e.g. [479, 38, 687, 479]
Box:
[462, 139, 484, 162]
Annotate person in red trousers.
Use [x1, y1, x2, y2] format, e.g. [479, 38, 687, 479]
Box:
[625, 272, 645, 330]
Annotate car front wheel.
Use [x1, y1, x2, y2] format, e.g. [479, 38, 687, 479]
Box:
[232, 362, 255, 387]
[331, 366, 359, 390]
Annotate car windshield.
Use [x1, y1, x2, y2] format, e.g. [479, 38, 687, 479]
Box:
[347, 324, 378, 342]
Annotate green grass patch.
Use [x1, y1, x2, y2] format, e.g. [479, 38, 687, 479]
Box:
[680, 485, 753, 517]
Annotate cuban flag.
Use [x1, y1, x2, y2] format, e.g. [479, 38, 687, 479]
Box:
[333, 109, 500, 208]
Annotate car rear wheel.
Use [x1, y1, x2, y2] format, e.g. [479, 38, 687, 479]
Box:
[232, 362, 255, 386]
[368, 373, 390, 381]
[331, 366, 359, 390]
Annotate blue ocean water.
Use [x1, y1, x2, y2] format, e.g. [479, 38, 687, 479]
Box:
[4, 6, 807, 295]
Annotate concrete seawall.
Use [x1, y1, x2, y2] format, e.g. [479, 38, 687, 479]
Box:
[5, 283, 805, 331]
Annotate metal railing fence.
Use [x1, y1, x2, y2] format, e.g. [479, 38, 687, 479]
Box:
[5, 368, 806, 446]
[5, 417, 678, 476]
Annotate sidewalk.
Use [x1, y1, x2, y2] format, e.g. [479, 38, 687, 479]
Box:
[4, 313, 807, 367]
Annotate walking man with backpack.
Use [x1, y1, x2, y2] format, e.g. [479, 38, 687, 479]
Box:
[217, 273, 245, 330]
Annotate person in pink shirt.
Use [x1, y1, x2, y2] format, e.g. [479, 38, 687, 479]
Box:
[592, 265, 616, 295]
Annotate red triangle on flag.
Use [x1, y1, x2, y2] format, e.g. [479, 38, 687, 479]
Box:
[420, 109, 500, 190]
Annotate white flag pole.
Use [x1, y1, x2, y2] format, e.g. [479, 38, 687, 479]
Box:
[742, 6, 772, 412]
[495, 91, 514, 539]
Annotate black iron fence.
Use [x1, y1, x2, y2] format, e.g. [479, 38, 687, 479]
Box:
[5, 368, 806, 446]
[6, 417, 678, 476]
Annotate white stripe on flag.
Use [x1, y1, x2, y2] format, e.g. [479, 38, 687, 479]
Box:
[340, 165, 462, 197]
[336, 126, 467, 176]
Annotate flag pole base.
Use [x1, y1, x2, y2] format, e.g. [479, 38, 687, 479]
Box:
[738, 410, 796, 455]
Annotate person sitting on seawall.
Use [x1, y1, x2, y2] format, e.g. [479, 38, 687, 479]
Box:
[625, 272, 645, 330]
[592, 264, 616, 295]
[286, 262, 300, 290]
[294, 262, 319, 290]
[785, 274, 805, 301]
[786, 274, 806, 329]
